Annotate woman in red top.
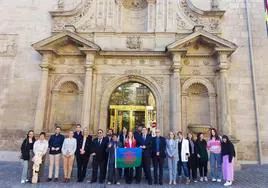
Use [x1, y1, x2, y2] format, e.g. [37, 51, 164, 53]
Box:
[124, 132, 136, 184]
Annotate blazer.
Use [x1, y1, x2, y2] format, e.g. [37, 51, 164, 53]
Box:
[91, 137, 109, 161]
[178, 138, 190, 162]
[48, 134, 65, 155]
[21, 138, 35, 160]
[74, 131, 83, 156]
[118, 133, 128, 146]
[106, 141, 122, 164]
[166, 139, 178, 160]
[124, 138, 137, 148]
[136, 134, 152, 157]
[61, 138, 77, 156]
[151, 136, 166, 158]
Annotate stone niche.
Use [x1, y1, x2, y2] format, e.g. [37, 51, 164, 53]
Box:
[122, 0, 148, 32]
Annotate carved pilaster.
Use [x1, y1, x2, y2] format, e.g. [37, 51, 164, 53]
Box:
[34, 53, 53, 133]
[155, 0, 165, 32]
[147, 0, 156, 32]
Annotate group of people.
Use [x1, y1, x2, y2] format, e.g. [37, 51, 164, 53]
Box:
[20, 124, 236, 186]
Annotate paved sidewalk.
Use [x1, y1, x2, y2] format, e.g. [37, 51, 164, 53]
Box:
[0, 162, 268, 188]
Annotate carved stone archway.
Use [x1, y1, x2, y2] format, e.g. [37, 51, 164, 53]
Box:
[98, 75, 163, 133]
[181, 77, 217, 132]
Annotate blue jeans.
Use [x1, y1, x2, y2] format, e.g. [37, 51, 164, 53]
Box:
[210, 153, 222, 179]
[21, 160, 28, 182]
[177, 161, 189, 178]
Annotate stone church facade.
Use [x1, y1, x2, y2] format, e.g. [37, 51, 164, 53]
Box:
[0, 0, 268, 164]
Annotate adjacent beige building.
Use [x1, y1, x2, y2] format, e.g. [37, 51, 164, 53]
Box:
[0, 0, 267, 164]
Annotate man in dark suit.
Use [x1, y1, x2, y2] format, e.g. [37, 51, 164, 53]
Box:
[151, 129, 166, 185]
[73, 124, 83, 182]
[136, 127, 152, 185]
[76, 128, 93, 182]
[134, 124, 143, 141]
[89, 129, 109, 184]
[106, 129, 114, 142]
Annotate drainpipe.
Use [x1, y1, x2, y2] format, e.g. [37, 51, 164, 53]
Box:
[244, 0, 262, 165]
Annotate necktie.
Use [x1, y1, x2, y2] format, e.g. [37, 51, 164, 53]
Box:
[99, 139, 101, 145]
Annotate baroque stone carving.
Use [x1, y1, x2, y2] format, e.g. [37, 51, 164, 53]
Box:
[122, 0, 148, 10]
[0, 34, 17, 57]
[126, 36, 142, 49]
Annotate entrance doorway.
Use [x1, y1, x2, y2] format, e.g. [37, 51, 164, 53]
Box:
[108, 82, 157, 133]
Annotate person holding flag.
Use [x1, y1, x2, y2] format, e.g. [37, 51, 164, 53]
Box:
[106, 133, 122, 185]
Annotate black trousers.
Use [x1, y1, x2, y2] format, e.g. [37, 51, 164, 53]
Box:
[152, 156, 164, 184]
[107, 162, 119, 183]
[124, 168, 134, 184]
[199, 160, 208, 177]
[188, 155, 197, 180]
[91, 157, 107, 183]
[76, 155, 89, 181]
[136, 156, 152, 184]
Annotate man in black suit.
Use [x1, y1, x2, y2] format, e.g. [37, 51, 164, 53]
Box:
[73, 124, 83, 182]
[151, 129, 166, 185]
[136, 127, 153, 185]
[134, 125, 143, 141]
[77, 128, 93, 182]
[89, 129, 109, 183]
[106, 129, 114, 142]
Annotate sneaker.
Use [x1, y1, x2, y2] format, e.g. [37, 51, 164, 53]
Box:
[212, 178, 217, 182]
[217, 179, 222, 183]
[21, 180, 26, 184]
[186, 178, 190, 184]
[194, 180, 198, 183]
[204, 177, 208, 182]
[173, 180, 176, 185]
[224, 181, 232, 186]
[116, 182, 120, 185]
[169, 180, 172, 185]
[107, 182, 112, 185]
[200, 177, 204, 182]
[25, 179, 29, 182]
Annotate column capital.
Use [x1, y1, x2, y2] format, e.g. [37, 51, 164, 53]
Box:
[84, 64, 95, 71]
[84, 52, 96, 65]
[216, 51, 230, 72]
[39, 63, 54, 71]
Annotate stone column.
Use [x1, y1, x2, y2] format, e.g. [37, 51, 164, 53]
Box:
[34, 53, 52, 133]
[171, 52, 183, 131]
[81, 52, 95, 129]
[218, 52, 232, 135]
[147, 0, 156, 32]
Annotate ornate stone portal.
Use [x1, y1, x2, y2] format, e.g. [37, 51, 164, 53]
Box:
[32, 0, 237, 137]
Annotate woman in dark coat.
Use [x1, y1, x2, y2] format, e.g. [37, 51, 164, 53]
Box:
[187, 133, 198, 183]
[221, 135, 236, 186]
[20, 130, 36, 184]
[196, 133, 209, 182]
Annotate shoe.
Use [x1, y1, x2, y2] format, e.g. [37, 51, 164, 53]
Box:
[200, 177, 204, 182]
[212, 178, 217, 182]
[217, 179, 222, 183]
[154, 181, 158, 185]
[204, 177, 208, 182]
[194, 180, 198, 183]
[148, 181, 152, 185]
[186, 178, 190, 184]
[159, 182, 163, 185]
[173, 180, 176, 185]
[99, 181, 104, 184]
[169, 180, 172, 185]
[107, 182, 112, 185]
[224, 181, 232, 186]
[88, 180, 96, 183]
[116, 182, 120, 185]
[47, 178, 52, 182]
[25, 179, 29, 182]
[64, 178, 67, 183]
[21, 180, 26, 184]
[54, 178, 58, 182]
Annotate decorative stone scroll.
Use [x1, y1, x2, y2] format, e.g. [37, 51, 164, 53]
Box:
[0, 34, 17, 57]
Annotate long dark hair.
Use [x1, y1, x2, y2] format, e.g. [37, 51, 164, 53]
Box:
[210, 128, 220, 140]
[197, 132, 203, 142]
[26, 130, 36, 142]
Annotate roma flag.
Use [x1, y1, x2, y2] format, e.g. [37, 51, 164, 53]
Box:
[115, 148, 142, 168]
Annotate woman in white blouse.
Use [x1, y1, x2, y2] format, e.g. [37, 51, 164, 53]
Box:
[62, 130, 77, 183]
[33, 132, 48, 181]
[166, 131, 178, 185]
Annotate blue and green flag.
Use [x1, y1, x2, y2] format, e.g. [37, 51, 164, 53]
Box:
[115, 148, 142, 168]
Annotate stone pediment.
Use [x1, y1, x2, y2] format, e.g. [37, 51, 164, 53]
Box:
[167, 26, 237, 56]
[32, 31, 100, 55]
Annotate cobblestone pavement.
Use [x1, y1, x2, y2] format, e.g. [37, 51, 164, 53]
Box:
[0, 161, 268, 188]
